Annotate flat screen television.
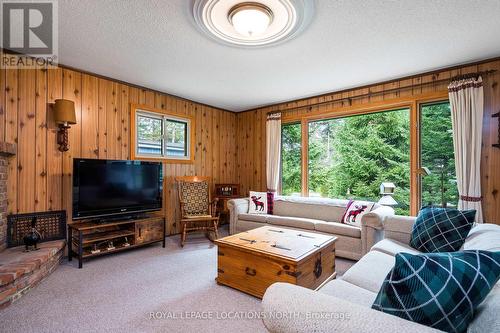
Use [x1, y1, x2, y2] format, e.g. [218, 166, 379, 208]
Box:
[72, 158, 162, 220]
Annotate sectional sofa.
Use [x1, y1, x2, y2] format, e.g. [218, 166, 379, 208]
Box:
[228, 196, 395, 260]
[261, 220, 500, 332]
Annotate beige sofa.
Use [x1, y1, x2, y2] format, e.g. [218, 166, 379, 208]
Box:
[228, 196, 395, 260]
[261, 220, 500, 333]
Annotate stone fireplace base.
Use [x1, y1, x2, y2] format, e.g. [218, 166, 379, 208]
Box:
[0, 240, 66, 309]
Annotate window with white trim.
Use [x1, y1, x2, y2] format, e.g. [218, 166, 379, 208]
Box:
[134, 109, 192, 161]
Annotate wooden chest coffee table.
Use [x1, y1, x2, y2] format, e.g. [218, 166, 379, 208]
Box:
[215, 226, 337, 298]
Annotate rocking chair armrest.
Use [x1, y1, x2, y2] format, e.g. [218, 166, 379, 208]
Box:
[208, 198, 219, 217]
[209, 198, 220, 217]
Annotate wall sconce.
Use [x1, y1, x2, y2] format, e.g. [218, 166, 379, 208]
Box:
[53, 99, 76, 152]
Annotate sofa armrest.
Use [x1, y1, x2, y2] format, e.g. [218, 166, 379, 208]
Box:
[361, 206, 395, 254]
[383, 215, 417, 244]
[261, 283, 440, 333]
[362, 206, 395, 229]
[227, 198, 249, 235]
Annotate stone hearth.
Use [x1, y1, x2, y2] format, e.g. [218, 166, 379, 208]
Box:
[0, 240, 66, 309]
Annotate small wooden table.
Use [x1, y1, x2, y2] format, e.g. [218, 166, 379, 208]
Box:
[215, 226, 337, 298]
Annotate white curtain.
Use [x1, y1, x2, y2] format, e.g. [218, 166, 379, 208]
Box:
[448, 76, 484, 223]
[266, 112, 281, 192]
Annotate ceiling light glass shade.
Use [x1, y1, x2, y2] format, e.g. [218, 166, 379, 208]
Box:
[193, 0, 314, 47]
[229, 4, 273, 37]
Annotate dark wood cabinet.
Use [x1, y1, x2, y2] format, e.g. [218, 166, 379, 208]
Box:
[214, 184, 243, 225]
[135, 218, 164, 244]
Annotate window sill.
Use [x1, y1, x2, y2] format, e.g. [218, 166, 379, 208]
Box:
[131, 155, 195, 164]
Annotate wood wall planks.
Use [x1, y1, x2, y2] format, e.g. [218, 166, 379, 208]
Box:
[1, 56, 499, 232]
[35, 65, 47, 212]
[0, 59, 237, 235]
[46, 67, 63, 211]
[236, 59, 500, 225]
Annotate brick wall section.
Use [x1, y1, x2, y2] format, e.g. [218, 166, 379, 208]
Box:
[0, 240, 66, 309]
[0, 142, 16, 251]
[0, 158, 7, 251]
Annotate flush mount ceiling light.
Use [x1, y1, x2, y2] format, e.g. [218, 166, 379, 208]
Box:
[193, 0, 314, 47]
[229, 3, 273, 37]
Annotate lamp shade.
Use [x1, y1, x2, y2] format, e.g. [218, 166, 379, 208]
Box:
[53, 99, 76, 124]
[380, 182, 396, 195]
[378, 195, 398, 206]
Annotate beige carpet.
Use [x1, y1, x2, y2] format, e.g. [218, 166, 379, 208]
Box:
[0, 227, 355, 333]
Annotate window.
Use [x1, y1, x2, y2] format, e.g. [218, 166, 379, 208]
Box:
[281, 123, 302, 196]
[165, 119, 188, 157]
[132, 105, 194, 163]
[420, 101, 458, 208]
[279, 98, 454, 216]
[307, 109, 410, 215]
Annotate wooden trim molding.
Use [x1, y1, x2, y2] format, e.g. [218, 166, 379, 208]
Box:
[282, 91, 449, 123]
[130, 103, 196, 164]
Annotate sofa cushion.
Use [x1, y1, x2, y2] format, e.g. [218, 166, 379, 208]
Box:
[315, 221, 361, 238]
[319, 279, 377, 307]
[372, 251, 500, 333]
[371, 239, 420, 256]
[248, 191, 269, 214]
[342, 200, 375, 227]
[410, 207, 475, 253]
[235, 220, 267, 233]
[334, 235, 363, 261]
[272, 196, 351, 222]
[341, 250, 395, 293]
[469, 282, 500, 332]
[238, 213, 270, 223]
[462, 223, 500, 252]
[267, 215, 321, 230]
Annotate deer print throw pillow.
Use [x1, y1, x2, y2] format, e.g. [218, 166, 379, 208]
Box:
[249, 191, 268, 214]
[342, 200, 374, 226]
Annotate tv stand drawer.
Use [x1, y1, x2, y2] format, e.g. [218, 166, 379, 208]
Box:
[135, 218, 164, 244]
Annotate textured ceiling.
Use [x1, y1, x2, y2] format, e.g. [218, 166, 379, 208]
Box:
[59, 0, 500, 111]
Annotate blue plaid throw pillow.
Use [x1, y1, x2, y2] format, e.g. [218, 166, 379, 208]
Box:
[410, 207, 475, 252]
[372, 251, 500, 333]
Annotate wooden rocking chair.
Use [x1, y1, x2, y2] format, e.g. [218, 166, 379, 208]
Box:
[176, 176, 219, 247]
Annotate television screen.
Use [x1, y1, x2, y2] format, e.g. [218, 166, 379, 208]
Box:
[73, 159, 162, 219]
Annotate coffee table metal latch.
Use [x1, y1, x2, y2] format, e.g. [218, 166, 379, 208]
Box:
[271, 243, 291, 251]
[239, 237, 256, 244]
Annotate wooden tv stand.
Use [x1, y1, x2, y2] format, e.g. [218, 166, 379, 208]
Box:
[67, 215, 165, 268]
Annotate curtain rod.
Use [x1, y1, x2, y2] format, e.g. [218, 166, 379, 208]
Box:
[267, 69, 497, 114]
[450, 70, 497, 81]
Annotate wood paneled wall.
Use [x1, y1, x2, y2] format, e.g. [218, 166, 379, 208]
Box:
[237, 59, 500, 224]
[0, 53, 237, 235]
[1, 52, 499, 231]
